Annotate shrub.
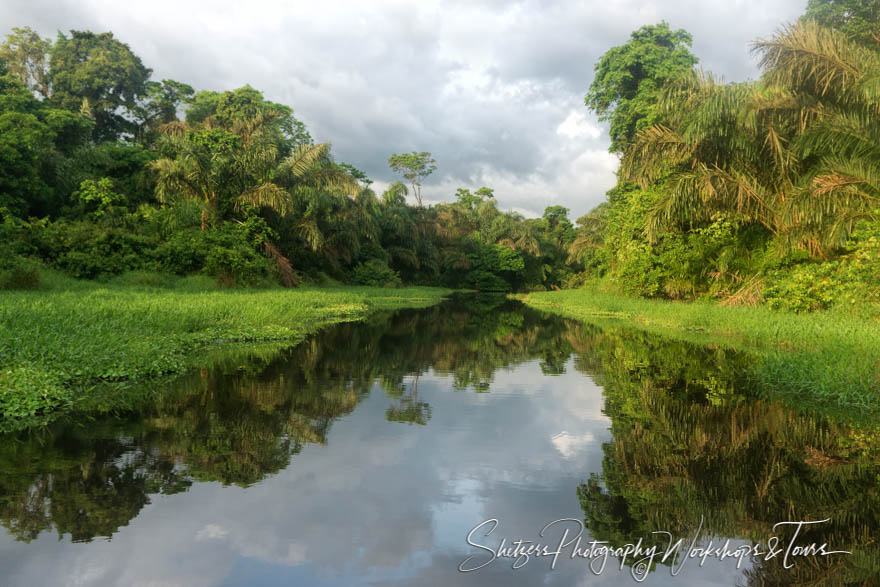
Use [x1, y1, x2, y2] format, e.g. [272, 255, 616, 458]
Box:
[32, 221, 158, 278]
[204, 245, 273, 288]
[465, 269, 510, 292]
[73, 177, 126, 219]
[351, 259, 402, 288]
[763, 226, 880, 312]
[153, 228, 208, 274]
[201, 222, 275, 288]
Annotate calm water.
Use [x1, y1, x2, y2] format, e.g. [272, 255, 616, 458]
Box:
[0, 295, 877, 586]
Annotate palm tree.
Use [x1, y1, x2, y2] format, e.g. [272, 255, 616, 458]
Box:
[152, 117, 357, 229]
[755, 20, 880, 252]
[151, 116, 289, 228]
[621, 20, 880, 257]
[568, 204, 607, 264]
[151, 115, 361, 283]
[621, 72, 795, 241]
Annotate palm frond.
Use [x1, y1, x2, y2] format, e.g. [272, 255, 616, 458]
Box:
[264, 241, 298, 287]
[237, 182, 291, 215]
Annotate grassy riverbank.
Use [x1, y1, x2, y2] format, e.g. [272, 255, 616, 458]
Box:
[519, 289, 880, 416]
[0, 274, 451, 429]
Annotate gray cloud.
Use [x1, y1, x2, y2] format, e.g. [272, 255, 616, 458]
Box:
[1, 0, 805, 217]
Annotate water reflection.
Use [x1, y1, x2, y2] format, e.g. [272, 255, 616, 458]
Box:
[0, 294, 877, 585]
[569, 321, 880, 584]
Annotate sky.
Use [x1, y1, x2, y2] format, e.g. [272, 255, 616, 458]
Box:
[1, 0, 806, 218]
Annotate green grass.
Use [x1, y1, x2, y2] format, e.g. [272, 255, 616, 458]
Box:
[519, 289, 880, 417]
[0, 273, 451, 430]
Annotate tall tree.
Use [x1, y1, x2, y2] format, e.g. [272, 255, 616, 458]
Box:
[0, 62, 91, 217]
[152, 118, 357, 229]
[622, 20, 880, 257]
[387, 151, 437, 207]
[0, 68, 54, 216]
[185, 86, 311, 155]
[0, 26, 51, 99]
[585, 22, 698, 154]
[756, 20, 880, 251]
[49, 30, 151, 141]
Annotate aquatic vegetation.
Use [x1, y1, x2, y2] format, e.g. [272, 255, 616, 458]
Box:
[0, 282, 450, 431]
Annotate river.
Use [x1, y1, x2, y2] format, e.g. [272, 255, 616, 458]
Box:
[0, 294, 875, 585]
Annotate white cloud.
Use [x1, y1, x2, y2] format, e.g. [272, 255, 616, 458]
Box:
[556, 111, 602, 140]
[551, 431, 596, 459]
[195, 524, 229, 541]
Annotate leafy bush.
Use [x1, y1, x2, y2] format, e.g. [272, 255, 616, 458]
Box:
[73, 177, 126, 219]
[763, 224, 880, 313]
[351, 259, 402, 287]
[465, 269, 510, 292]
[2, 212, 282, 287]
[614, 242, 665, 297]
[763, 263, 840, 312]
[26, 220, 158, 278]
[204, 245, 273, 288]
[461, 244, 525, 291]
[153, 228, 208, 274]
[201, 221, 275, 288]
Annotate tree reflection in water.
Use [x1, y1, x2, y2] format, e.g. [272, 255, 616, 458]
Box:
[567, 322, 880, 584]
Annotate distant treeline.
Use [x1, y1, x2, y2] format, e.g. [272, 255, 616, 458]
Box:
[0, 28, 579, 291]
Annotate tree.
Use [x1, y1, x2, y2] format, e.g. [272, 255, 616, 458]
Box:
[621, 73, 788, 239]
[184, 86, 311, 154]
[381, 181, 408, 206]
[542, 205, 574, 247]
[136, 79, 194, 142]
[152, 124, 294, 228]
[0, 109, 54, 216]
[621, 19, 880, 262]
[585, 22, 698, 154]
[152, 116, 358, 237]
[387, 151, 437, 206]
[0, 26, 51, 98]
[49, 30, 152, 141]
[567, 204, 607, 265]
[0, 64, 90, 217]
[337, 162, 372, 186]
[803, 0, 880, 45]
[755, 20, 880, 252]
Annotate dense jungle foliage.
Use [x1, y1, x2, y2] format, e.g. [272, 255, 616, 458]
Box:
[0, 28, 577, 293]
[573, 0, 880, 311]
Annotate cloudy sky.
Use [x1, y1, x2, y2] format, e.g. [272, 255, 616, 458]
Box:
[2, 0, 805, 218]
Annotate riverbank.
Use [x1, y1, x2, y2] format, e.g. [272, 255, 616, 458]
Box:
[0, 276, 451, 430]
[519, 289, 880, 418]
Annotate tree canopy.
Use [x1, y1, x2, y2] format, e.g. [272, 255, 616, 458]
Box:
[387, 151, 437, 207]
[49, 30, 152, 141]
[803, 0, 880, 45]
[585, 22, 698, 154]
